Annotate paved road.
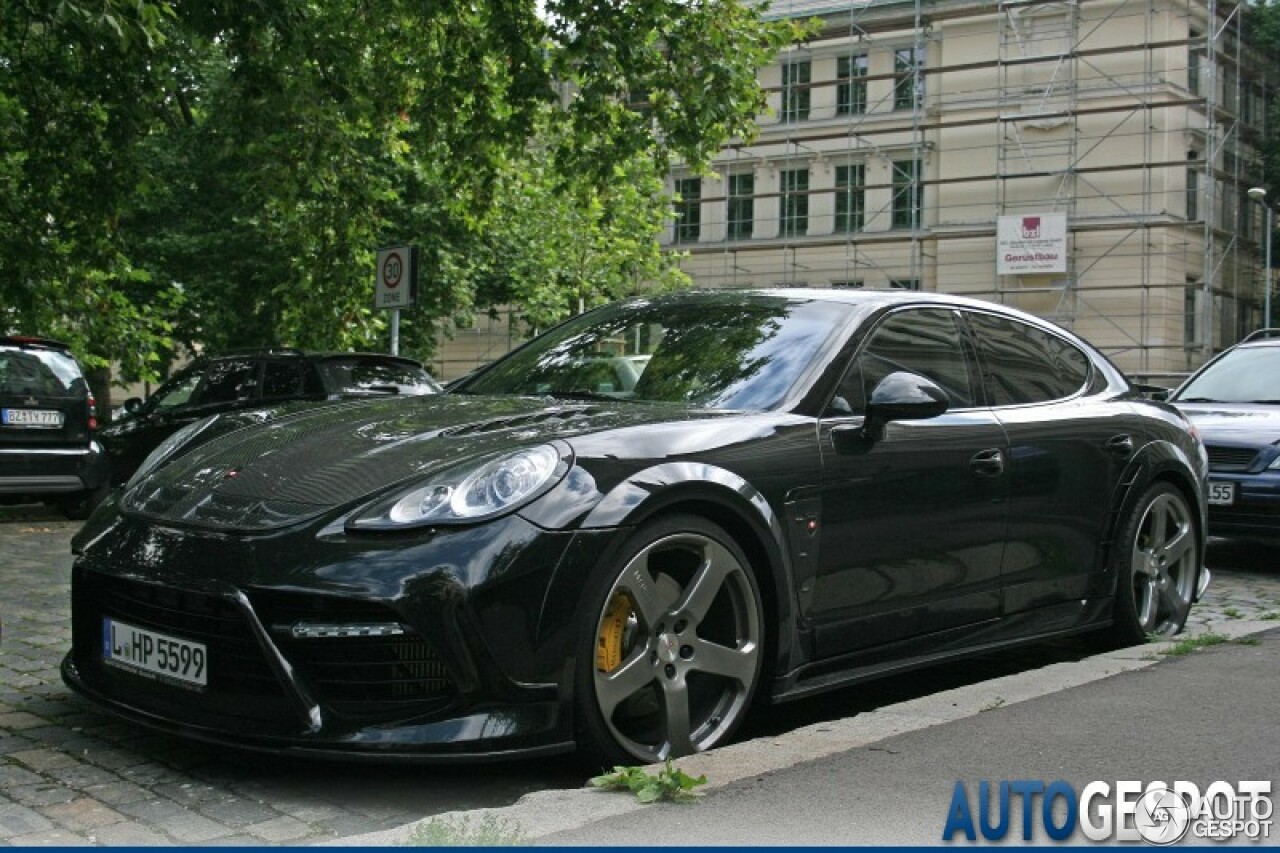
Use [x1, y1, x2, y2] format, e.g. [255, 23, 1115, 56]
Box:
[1, 509, 1277, 845]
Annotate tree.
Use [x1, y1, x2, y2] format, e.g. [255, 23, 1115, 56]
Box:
[2, 0, 802, 393]
[0, 0, 186, 405]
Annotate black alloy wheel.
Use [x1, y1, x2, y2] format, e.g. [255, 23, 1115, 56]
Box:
[576, 514, 764, 765]
[1110, 482, 1199, 644]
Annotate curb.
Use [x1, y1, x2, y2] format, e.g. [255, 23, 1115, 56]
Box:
[333, 619, 1277, 846]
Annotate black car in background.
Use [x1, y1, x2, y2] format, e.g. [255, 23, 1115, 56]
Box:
[1168, 328, 1280, 543]
[63, 290, 1208, 765]
[0, 336, 109, 519]
[100, 349, 440, 483]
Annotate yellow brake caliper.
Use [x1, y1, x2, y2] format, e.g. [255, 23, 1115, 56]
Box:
[596, 592, 633, 673]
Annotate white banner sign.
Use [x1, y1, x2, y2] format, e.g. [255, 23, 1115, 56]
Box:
[997, 213, 1068, 275]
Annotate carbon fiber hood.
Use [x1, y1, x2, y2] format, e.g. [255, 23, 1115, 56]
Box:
[120, 395, 717, 531]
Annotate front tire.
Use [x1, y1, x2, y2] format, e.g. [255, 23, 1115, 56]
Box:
[1110, 482, 1199, 645]
[575, 514, 764, 766]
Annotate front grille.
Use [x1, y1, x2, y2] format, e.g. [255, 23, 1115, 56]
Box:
[250, 590, 458, 723]
[72, 569, 299, 729]
[1206, 445, 1260, 472]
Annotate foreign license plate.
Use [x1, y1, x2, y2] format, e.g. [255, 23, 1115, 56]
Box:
[1, 408, 63, 428]
[1207, 481, 1236, 506]
[103, 618, 207, 688]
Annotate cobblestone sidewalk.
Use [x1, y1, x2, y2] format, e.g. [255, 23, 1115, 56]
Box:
[2, 515, 1277, 846]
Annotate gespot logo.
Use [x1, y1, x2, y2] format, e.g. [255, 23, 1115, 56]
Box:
[942, 779, 1273, 844]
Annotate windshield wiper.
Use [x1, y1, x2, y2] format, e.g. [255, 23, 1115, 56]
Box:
[1175, 397, 1220, 403]
[542, 390, 625, 402]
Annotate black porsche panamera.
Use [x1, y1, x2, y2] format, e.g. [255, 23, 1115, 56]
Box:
[63, 289, 1209, 765]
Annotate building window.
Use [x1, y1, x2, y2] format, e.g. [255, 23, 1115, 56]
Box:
[891, 159, 922, 229]
[894, 47, 923, 110]
[782, 60, 811, 122]
[675, 177, 701, 243]
[836, 54, 868, 116]
[1222, 64, 1238, 114]
[1185, 282, 1199, 347]
[832, 280, 864, 289]
[1188, 30, 1202, 96]
[1186, 167, 1199, 221]
[781, 168, 809, 237]
[834, 164, 865, 233]
[728, 173, 755, 241]
[890, 279, 921, 290]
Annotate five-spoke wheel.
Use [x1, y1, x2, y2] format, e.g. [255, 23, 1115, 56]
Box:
[578, 515, 763, 765]
[1111, 483, 1199, 644]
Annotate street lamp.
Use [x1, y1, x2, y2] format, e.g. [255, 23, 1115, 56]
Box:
[1247, 186, 1273, 330]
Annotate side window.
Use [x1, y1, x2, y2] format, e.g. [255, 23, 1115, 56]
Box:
[967, 312, 1090, 405]
[150, 370, 202, 412]
[261, 360, 306, 399]
[831, 308, 976, 415]
[196, 358, 258, 406]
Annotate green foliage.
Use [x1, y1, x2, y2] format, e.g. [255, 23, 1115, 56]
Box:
[1247, 3, 1280, 208]
[404, 813, 526, 846]
[590, 759, 708, 804]
[1, 0, 794, 380]
[1159, 632, 1229, 656]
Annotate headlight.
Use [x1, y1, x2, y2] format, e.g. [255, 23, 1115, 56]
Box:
[348, 444, 567, 531]
[1268, 453, 1280, 471]
[125, 416, 218, 491]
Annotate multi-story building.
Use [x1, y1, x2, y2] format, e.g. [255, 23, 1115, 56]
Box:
[664, 0, 1275, 383]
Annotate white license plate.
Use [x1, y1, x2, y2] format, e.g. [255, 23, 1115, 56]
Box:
[103, 618, 207, 688]
[1, 408, 63, 427]
[1207, 481, 1236, 506]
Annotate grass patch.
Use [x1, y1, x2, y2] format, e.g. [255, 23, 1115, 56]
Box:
[404, 814, 526, 846]
[1223, 607, 1242, 619]
[1159, 632, 1230, 656]
[1233, 637, 1262, 646]
[1259, 611, 1280, 621]
[591, 759, 707, 804]
[979, 697, 1007, 712]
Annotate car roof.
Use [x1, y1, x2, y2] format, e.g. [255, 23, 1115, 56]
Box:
[201, 349, 426, 367]
[635, 287, 1074, 336]
[0, 335, 73, 352]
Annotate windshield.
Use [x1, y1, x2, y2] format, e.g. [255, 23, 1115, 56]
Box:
[459, 293, 854, 411]
[318, 358, 441, 396]
[1173, 346, 1280, 403]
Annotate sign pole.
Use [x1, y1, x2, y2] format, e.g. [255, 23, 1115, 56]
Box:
[391, 308, 401, 356]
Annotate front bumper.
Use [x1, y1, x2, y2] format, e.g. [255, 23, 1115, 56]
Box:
[62, 512, 616, 760]
[1206, 470, 1280, 543]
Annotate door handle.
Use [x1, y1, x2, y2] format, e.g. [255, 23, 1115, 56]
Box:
[1106, 434, 1135, 458]
[970, 448, 1005, 477]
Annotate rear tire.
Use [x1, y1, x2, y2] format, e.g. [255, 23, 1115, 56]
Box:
[575, 514, 764, 767]
[57, 484, 109, 521]
[1109, 482, 1199, 645]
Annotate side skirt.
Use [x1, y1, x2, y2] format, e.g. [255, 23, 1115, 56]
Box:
[770, 597, 1113, 704]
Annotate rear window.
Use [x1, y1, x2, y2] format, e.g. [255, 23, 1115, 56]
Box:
[0, 347, 85, 397]
[317, 358, 440, 396]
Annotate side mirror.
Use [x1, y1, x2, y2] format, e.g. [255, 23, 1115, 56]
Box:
[860, 371, 950, 442]
[124, 397, 144, 414]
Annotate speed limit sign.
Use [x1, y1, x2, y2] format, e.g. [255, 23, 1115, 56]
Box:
[375, 245, 418, 309]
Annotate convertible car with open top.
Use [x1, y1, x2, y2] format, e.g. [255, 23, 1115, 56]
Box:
[63, 289, 1209, 765]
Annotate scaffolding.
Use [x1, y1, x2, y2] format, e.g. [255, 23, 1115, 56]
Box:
[669, 0, 1272, 383]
